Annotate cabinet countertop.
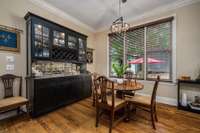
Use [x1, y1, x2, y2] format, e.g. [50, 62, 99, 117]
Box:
[26, 74, 90, 79]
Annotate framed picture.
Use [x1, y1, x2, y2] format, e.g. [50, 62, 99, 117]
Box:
[0, 26, 20, 52]
[87, 48, 94, 64]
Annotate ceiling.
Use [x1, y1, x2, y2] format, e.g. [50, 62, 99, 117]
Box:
[40, 0, 193, 31]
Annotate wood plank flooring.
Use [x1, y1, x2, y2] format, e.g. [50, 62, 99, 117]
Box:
[0, 98, 200, 133]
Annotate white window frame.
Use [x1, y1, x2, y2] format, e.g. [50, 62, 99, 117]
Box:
[107, 15, 176, 83]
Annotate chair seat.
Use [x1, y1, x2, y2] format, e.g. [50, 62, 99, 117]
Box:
[126, 94, 151, 106]
[99, 96, 126, 107]
[0, 96, 28, 112]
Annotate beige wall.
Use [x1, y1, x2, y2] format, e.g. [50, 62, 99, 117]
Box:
[94, 2, 200, 101]
[0, 0, 95, 97]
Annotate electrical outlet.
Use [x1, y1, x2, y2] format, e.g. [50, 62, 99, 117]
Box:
[6, 56, 15, 63]
[6, 64, 14, 71]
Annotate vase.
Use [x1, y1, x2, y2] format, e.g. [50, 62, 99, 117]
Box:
[181, 93, 187, 107]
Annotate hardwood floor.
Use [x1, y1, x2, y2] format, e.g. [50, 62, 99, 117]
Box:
[0, 98, 200, 133]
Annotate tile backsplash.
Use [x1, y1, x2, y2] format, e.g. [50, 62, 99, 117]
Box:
[32, 61, 80, 76]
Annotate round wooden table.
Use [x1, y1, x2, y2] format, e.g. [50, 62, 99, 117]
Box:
[114, 81, 144, 91]
[113, 80, 144, 98]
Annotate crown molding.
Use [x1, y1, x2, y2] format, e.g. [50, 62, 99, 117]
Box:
[28, 0, 95, 32]
[96, 0, 200, 32]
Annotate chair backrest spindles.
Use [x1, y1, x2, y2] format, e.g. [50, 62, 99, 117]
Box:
[94, 76, 115, 107]
[0, 74, 22, 98]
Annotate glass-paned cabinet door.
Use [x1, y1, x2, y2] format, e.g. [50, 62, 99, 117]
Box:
[34, 24, 50, 58]
[68, 35, 77, 49]
[78, 38, 86, 62]
[53, 30, 65, 47]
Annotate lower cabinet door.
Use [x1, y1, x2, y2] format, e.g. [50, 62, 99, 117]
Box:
[32, 75, 92, 117]
[55, 77, 70, 106]
[33, 79, 56, 116]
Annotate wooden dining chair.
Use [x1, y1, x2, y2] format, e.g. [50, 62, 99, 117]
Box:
[91, 72, 100, 106]
[94, 76, 127, 133]
[0, 74, 29, 116]
[126, 75, 160, 129]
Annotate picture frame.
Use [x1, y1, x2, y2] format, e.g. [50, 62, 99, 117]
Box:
[0, 25, 20, 52]
[86, 48, 94, 64]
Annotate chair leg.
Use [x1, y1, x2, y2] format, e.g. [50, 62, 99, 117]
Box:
[92, 95, 95, 107]
[154, 106, 158, 122]
[17, 107, 21, 114]
[96, 106, 99, 127]
[125, 103, 131, 122]
[26, 103, 30, 115]
[92, 91, 95, 107]
[151, 111, 156, 129]
[109, 111, 114, 133]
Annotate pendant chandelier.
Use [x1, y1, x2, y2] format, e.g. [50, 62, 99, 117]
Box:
[110, 0, 130, 33]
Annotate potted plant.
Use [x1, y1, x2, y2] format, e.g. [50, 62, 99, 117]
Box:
[112, 64, 128, 79]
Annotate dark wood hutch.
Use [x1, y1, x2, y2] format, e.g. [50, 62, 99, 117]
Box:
[25, 12, 92, 117]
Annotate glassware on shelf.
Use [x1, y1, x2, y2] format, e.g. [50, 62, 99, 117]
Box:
[43, 27, 49, 37]
[53, 31, 65, 47]
[43, 48, 49, 57]
[79, 50, 85, 55]
[34, 24, 42, 35]
[79, 38, 84, 49]
[68, 35, 77, 49]
[68, 42, 76, 49]
[38, 48, 43, 57]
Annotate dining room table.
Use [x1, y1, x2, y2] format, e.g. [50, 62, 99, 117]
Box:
[111, 79, 144, 98]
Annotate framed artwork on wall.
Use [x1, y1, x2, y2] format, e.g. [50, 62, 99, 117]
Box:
[0, 25, 21, 52]
[86, 48, 94, 64]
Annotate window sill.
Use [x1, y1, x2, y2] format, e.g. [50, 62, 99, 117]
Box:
[137, 79, 177, 86]
[109, 76, 177, 86]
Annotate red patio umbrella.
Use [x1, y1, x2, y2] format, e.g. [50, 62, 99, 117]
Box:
[128, 57, 165, 64]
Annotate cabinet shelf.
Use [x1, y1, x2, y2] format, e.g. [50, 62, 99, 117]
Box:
[177, 79, 200, 114]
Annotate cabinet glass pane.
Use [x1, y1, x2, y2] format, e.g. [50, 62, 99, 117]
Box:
[34, 24, 42, 35]
[68, 35, 77, 49]
[34, 24, 50, 58]
[43, 27, 49, 37]
[53, 31, 65, 47]
[78, 38, 86, 61]
[79, 38, 84, 49]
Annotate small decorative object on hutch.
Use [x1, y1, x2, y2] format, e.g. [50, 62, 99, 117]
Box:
[178, 79, 200, 114]
[86, 48, 94, 64]
[0, 24, 22, 52]
[25, 12, 91, 117]
[180, 75, 191, 80]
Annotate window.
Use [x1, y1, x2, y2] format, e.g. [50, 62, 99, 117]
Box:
[109, 17, 174, 81]
[146, 22, 172, 81]
[109, 33, 124, 77]
[125, 28, 145, 79]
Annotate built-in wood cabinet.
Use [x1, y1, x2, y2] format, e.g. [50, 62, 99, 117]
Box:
[25, 12, 91, 117]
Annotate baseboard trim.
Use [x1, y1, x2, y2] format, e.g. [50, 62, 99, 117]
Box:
[136, 92, 177, 106]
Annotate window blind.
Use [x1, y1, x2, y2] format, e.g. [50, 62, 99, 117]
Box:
[109, 33, 124, 77]
[146, 21, 172, 81]
[125, 28, 145, 79]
